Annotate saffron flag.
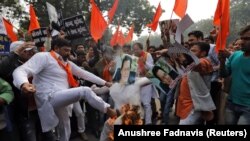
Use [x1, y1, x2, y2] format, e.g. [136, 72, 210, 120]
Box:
[147, 3, 162, 31]
[213, 0, 230, 51]
[125, 25, 134, 43]
[173, 0, 188, 19]
[108, 0, 119, 23]
[1, 17, 18, 41]
[117, 31, 125, 47]
[90, 0, 108, 42]
[110, 25, 120, 47]
[28, 5, 40, 33]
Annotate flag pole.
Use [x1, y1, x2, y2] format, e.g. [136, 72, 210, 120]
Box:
[219, 0, 223, 51]
[168, 10, 174, 30]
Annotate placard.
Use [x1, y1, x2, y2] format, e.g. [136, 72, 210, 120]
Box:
[31, 27, 47, 47]
[63, 15, 90, 40]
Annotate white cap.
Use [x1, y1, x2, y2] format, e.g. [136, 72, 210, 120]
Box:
[10, 41, 25, 52]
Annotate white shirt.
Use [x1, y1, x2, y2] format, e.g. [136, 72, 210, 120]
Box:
[12, 52, 106, 132]
[13, 52, 106, 91]
[145, 53, 154, 70]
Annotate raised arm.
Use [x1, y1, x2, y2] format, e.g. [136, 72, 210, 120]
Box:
[70, 61, 107, 86]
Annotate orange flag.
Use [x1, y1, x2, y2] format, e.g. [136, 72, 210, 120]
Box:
[28, 5, 40, 33]
[90, 0, 108, 42]
[2, 18, 18, 41]
[213, 0, 230, 52]
[110, 25, 120, 47]
[117, 31, 125, 47]
[125, 25, 134, 43]
[108, 0, 119, 23]
[147, 3, 162, 31]
[173, 0, 188, 19]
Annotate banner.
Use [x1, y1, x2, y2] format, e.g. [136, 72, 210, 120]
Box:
[57, 9, 64, 28]
[0, 34, 11, 54]
[31, 27, 47, 47]
[63, 15, 90, 40]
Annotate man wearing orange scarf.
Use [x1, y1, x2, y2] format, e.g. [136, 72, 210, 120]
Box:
[133, 42, 158, 125]
[12, 38, 116, 141]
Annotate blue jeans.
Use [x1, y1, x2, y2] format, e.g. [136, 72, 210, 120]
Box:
[225, 101, 250, 125]
[159, 90, 175, 124]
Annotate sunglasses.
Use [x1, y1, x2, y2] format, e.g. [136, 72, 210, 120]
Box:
[240, 36, 250, 41]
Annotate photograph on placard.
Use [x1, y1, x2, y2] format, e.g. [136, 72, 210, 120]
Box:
[113, 54, 138, 85]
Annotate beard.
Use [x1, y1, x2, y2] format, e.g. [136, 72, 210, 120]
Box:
[62, 55, 69, 61]
[241, 42, 250, 52]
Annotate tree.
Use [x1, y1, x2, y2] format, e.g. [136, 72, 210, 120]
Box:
[0, 0, 28, 29]
[185, 0, 250, 44]
[18, 0, 154, 34]
[184, 19, 214, 38]
[100, 0, 155, 35]
[229, 0, 250, 42]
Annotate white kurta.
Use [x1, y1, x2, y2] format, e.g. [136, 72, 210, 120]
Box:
[12, 52, 106, 132]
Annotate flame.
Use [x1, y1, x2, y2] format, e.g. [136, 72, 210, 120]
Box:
[108, 104, 143, 141]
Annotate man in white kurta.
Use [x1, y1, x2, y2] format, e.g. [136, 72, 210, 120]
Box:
[133, 42, 158, 124]
[12, 38, 115, 141]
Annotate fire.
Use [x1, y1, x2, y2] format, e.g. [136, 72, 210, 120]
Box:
[108, 104, 143, 141]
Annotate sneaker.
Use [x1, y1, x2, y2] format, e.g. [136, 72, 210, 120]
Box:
[79, 132, 88, 141]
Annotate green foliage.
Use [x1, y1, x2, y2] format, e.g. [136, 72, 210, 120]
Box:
[0, 0, 27, 23]
[185, 0, 250, 44]
[100, 0, 155, 34]
[18, 0, 154, 35]
[184, 19, 214, 38]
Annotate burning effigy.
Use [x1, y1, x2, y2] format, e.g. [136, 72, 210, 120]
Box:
[100, 104, 143, 141]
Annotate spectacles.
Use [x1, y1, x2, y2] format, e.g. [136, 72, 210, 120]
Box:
[240, 36, 250, 41]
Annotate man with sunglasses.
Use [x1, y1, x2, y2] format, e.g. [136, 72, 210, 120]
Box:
[219, 25, 250, 125]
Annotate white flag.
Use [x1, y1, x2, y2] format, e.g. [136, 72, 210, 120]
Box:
[46, 2, 58, 23]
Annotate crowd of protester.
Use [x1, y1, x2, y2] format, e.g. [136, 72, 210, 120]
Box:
[0, 24, 250, 141]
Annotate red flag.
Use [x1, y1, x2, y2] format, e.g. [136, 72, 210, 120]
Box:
[125, 25, 134, 43]
[147, 3, 162, 31]
[108, 0, 119, 23]
[110, 25, 120, 47]
[213, 0, 230, 52]
[2, 18, 18, 41]
[117, 31, 125, 47]
[173, 0, 188, 19]
[90, 0, 108, 42]
[28, 5, 40, 33]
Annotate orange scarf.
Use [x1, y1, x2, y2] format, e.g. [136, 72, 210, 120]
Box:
[50, 51, 79, 88]
[103, 61, 113, 82]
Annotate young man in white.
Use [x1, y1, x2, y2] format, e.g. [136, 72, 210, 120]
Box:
[12, 38, 116, 141]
